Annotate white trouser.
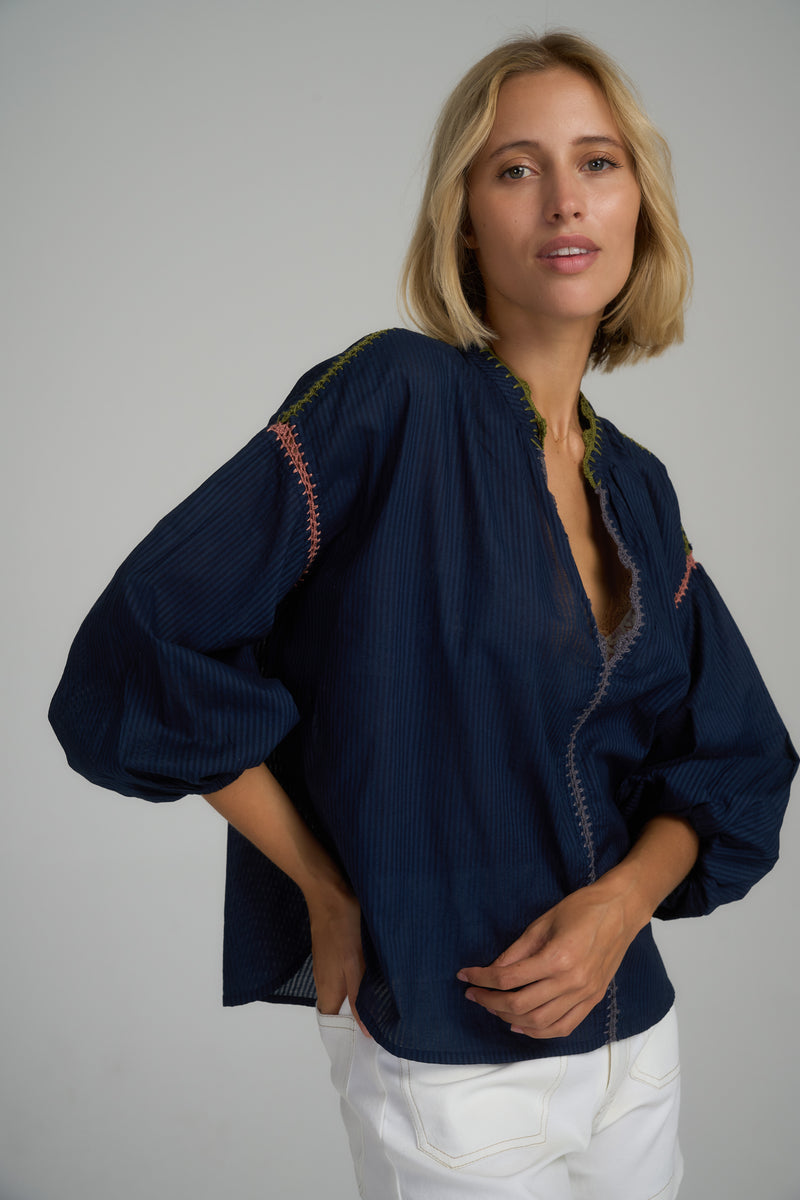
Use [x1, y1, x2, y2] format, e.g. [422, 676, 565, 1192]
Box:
[316, 1003, 683, 1199]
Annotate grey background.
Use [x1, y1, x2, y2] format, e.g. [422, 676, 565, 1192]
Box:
[2, 0, 798, 1197]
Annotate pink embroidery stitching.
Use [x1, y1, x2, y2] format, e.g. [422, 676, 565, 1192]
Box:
[674, 553, 696, 607]
[269, 422, 320, 575]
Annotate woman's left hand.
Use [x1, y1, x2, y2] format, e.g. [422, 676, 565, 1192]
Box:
[456, 877, 642, 1039]
[457, 815, 699, 1039]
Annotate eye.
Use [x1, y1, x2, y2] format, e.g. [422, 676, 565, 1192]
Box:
[500, 164, 532, 181]
[584, 155, 620, 172]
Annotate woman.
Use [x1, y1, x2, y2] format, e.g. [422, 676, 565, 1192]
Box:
[50, 32, 796, 1199]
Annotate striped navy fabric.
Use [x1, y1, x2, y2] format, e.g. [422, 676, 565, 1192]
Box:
[50, 329, 797, 1064]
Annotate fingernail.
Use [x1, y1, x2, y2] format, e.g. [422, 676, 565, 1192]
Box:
[465, 990, 477, 1003]
[510, 1025, 524, 1034]
[457, 970, 468, 982]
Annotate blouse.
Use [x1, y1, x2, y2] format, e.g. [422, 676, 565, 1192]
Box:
[49, 328, 797, 1064]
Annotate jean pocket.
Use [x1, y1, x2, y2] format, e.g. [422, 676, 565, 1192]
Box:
[629, 1007, 680, 1089]
[400, 1055, 566, 1169]
[316, 1002, 357, 1096]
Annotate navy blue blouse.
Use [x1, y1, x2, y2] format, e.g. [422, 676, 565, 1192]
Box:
[50, 329, 797, 1063]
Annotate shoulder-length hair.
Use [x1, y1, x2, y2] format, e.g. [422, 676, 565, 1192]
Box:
[400, 32, 692, 371]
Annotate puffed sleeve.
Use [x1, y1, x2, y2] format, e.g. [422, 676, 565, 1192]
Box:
[49, 425, 314, 801]
[619, 557, 797, 919]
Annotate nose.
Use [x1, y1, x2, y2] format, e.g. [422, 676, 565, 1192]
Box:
[543, 167, 583, 223]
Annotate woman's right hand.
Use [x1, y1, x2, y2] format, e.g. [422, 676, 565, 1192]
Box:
[307, 884, 370, 1036]
[202, 765, 369, 1033]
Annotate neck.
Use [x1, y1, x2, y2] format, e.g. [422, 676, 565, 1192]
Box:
[487, 312, 597, 441]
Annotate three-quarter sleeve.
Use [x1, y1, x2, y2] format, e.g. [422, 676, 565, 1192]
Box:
[618, 560, 797, 918]
[49, 426, 314, 801]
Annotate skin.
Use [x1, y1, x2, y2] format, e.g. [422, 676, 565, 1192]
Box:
[204, 66, 699, 1040]
[466, 68, 644, 631]
[465, 66, 642, 429]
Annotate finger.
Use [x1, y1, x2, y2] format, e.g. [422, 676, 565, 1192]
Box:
[350, 1001, 372, 1039]
[463, 978, 569, 1022]
[509, 995, 597, 1039]
[457, 921, 565, 989]
[348, 987, 371, 1038]
[316, 988, 348, 1016]
[458, 956, 548, 991]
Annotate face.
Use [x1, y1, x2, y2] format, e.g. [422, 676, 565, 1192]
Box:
[466, 67, 641, 340]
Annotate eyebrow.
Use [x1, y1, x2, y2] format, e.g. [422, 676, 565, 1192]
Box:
[487, 135, 625, 160]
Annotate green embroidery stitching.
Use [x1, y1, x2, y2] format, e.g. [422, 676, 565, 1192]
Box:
[681, 527, 693, 556]
[277, 330, 389, 423]
[620, 430, 656, 457]
[480, 349, 546, 443]
[579, 392, 601, 488]
[481, 349, 602, 483]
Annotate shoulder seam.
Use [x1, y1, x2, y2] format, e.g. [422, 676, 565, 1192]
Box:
[619, 429, 657, 458]
[276, 330, 390, 424]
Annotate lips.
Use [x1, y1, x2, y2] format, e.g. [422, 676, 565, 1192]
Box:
[536, 234, 600, 275]
[537, 235, 599, 258]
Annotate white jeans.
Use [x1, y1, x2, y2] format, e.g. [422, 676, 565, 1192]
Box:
[316, 1003, 683, 1199]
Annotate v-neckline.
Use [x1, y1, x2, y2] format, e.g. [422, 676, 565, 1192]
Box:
[468, 344, 640, 659]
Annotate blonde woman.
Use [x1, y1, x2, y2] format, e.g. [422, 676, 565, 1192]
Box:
[50, 32, 795, 1199]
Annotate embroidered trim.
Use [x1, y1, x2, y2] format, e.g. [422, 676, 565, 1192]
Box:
[674, 553, 696, 607]
[566, 669, 606, 884]
[620, 429, 657, 458]
[566, 487, 644, 883]
[605, 979, 619, 1044]
[269, 422, 320, 575]
[277, 330, 388, 424]
[598, 487, 644, 663]
[479, 350, 603, 484]
[479, 349, 546, 443]
[579, 393, 601, 488]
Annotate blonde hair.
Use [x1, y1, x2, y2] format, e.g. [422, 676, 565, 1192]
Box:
[400, 32, 692, 371]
